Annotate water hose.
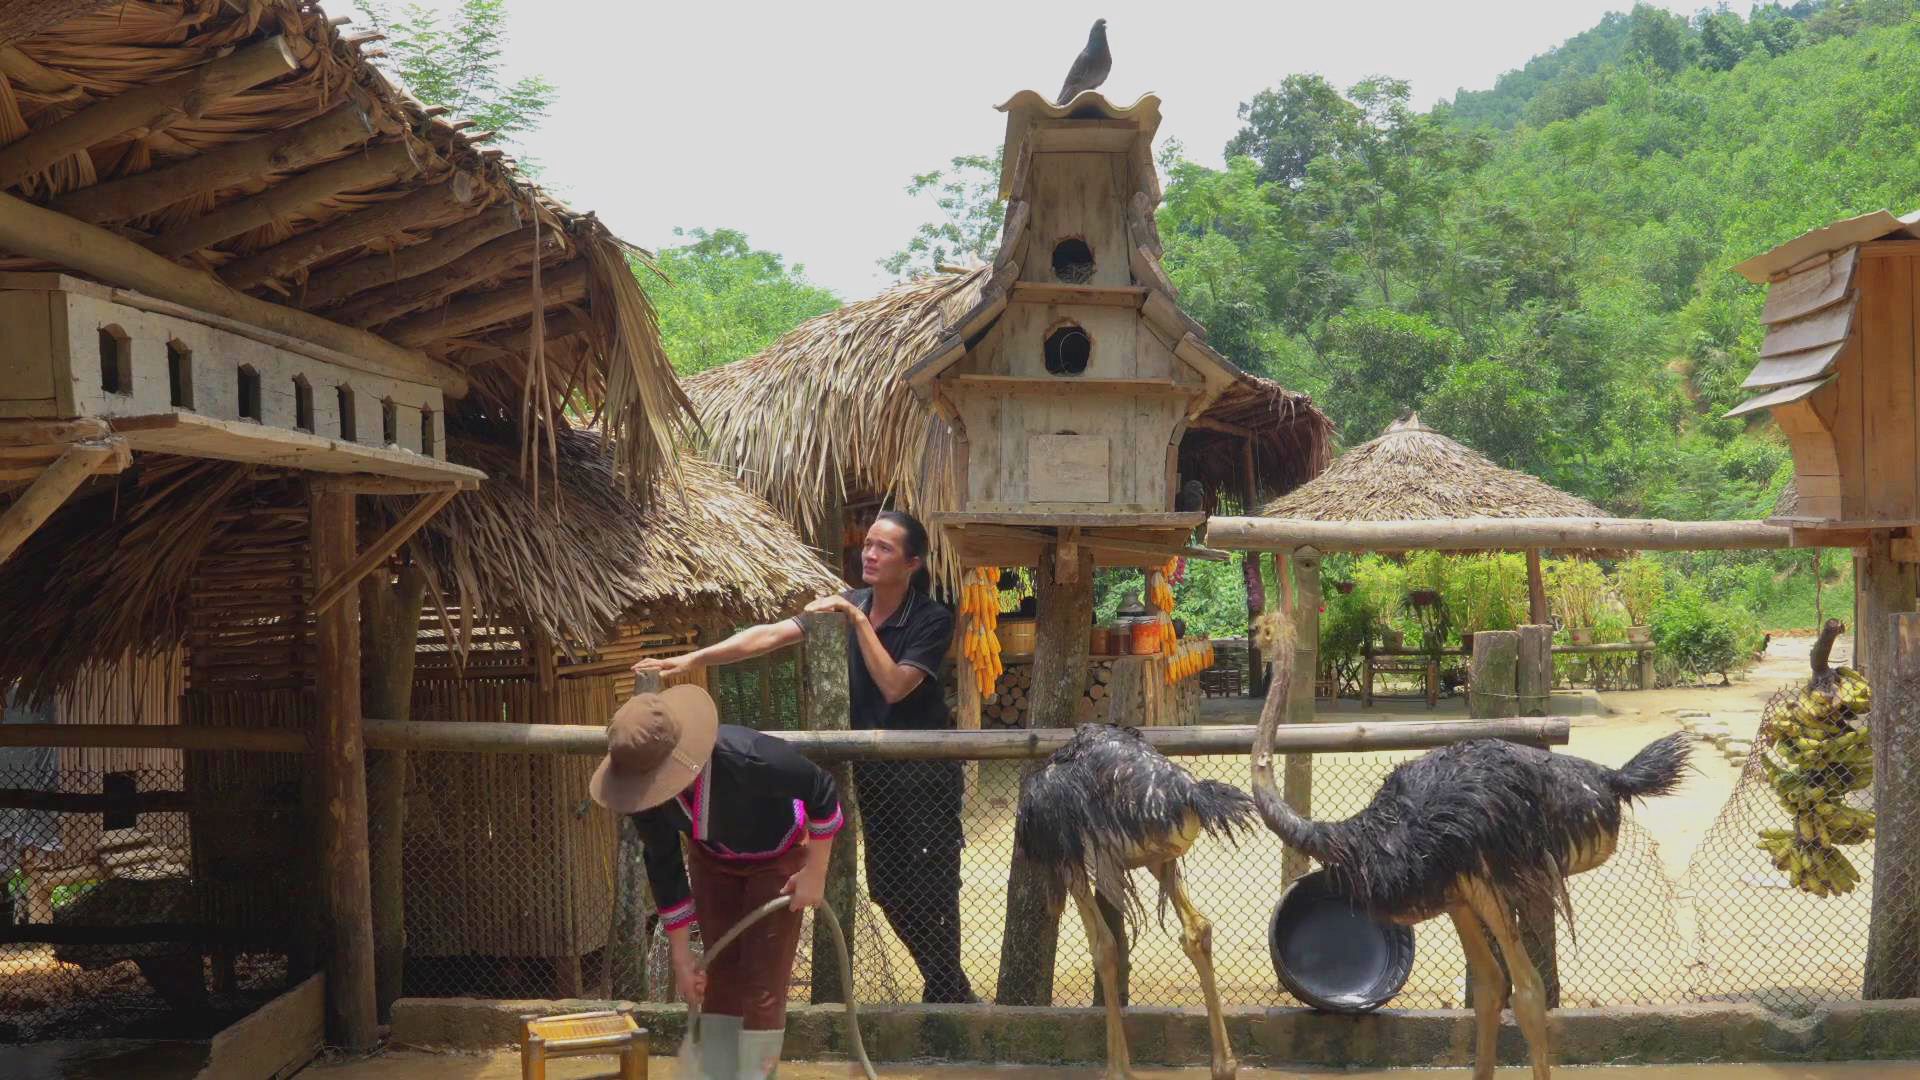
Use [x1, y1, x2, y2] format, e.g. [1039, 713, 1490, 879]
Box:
[682, 895, 878, 1080]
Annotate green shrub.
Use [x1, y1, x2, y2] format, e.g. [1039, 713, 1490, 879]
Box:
[1615, 555, 1668, 626]
[1651, 584, 1762, 683]
[1445, 553, 1529, 635]
[1546, 558, 1612, 630]
[1350, 555, 1407, 644]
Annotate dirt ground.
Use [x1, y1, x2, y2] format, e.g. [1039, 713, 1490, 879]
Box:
[309, 1047, 1920, 1079]
[818, 634, 1842, 1012]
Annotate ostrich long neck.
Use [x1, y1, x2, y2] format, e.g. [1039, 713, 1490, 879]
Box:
[1249, 634, 1337, 862]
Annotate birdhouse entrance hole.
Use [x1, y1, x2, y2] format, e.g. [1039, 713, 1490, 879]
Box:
[1044, 324, 1092, 375]
[98, 325, 131, 395]
[1051, 237, 1096, 284]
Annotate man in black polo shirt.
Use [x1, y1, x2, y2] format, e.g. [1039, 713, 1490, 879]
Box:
[638, 510, 976, 1003]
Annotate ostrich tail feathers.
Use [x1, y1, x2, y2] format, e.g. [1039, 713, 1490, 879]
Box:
[1607, 732, 1693, 801]
[1191, 778, 1256, 842]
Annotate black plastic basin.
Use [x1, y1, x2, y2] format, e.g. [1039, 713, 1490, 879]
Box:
[1268, 868, 1416, 1013]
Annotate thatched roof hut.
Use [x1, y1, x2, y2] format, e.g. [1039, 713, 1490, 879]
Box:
[687, 268, 1332, 580]
[1262, 413, 1602, 522]
[0, 0, 691, 480]
[395, 421, 843, 655]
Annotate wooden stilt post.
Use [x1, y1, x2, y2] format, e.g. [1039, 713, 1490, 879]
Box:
[607, 669, 662, 1001]
[799, 611, 859, 1004]
[1242, 437, 1267, 698]
[995, 543, 1093, 1006]
[1282, 552, 1320, 886]
[1468, 631, 1520, 720]
[361, 564, 425, 1021]
[310, 484, 377, 1050]
[1526, 549, 1550, 626]
[1516, 624, 1552, 717]
[1863, 536, 1920, 999]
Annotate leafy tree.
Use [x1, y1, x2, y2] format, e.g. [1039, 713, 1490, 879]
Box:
[881, 150, 1004, 279]
[642, 228, 839, 376]
[1224, 74, 1361, 187]
[359, 0, 554, 161]
[1698, 6, 1757, 71]
[1318, 309, 1463, 444]
[1626, 3, 1697, 75]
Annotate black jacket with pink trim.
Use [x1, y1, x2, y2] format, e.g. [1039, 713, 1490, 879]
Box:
[630, 724, 843, 932]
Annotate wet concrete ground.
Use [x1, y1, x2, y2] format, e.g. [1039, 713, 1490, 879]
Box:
[308, 1049, 1920, 1079]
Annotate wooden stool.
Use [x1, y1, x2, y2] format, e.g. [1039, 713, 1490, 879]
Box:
[521, 1009, 647, 1080]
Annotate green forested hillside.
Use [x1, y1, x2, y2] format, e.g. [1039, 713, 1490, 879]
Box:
[1140, 1, 1920, 632]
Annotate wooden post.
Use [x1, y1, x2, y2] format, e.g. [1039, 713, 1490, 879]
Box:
[995, 543, 1093, 1006]
[1867, 610, 1920, 998]
[0, 441, 119, 566]
[1468, 631, 1520, 720]
[1516, 625, 1552, 717]
[607, 670, 662, 1001]
[1282, 554, 1321, 885]
[360, 564, 425, 1022]
[1526, 549, 1550, 626]
[1638, 645, 1656, 691]
[799, 611, 859, 1005]
[1856, 534, 1917, 697]
[310, 485, 377, 1050]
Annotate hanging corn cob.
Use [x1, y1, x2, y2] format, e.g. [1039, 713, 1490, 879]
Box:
[959, 566, 1004, 697]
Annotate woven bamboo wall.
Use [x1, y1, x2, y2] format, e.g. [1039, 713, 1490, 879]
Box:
[181, 478, 315, 941]
[54, 647, 185, 775]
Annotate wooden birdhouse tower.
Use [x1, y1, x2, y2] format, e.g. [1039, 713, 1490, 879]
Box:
[1728, 209, 1920, 534]
[905, 91, 1239, 570]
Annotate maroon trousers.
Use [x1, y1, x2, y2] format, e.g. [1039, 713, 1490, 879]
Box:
[687, 841, 806, 1029]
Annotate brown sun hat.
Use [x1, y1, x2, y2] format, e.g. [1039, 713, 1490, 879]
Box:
[588, 684, 720, 813]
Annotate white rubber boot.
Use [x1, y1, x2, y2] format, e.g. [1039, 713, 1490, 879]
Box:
[736, 1026, 787, 1080]
[698, 1014, 742, 1079]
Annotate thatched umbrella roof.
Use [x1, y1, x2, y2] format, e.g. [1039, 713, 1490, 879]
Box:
[1262, 413, 1602, 523]
[1, 0, 692, 483]
[687, 269, 1331, 580]
[389, 421, 845, 653]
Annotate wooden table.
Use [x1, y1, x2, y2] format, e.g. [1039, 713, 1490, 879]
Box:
[1360, 645, 1466, 709]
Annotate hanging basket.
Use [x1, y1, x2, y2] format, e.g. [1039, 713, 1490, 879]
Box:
[1407, 589, 1440, 609]
[1333, 581, 1355, 595]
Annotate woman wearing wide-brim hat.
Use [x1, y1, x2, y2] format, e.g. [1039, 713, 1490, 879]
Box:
[590, 683, 843, 1079]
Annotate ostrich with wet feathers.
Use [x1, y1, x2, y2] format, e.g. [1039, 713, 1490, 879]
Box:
[1249, 604, 1692, 1079]
[1015, 723, 1253, 1080]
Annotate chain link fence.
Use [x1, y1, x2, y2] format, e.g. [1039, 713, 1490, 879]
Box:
[2, 728, 1909, 1041]
[0, 765, 288, 1042]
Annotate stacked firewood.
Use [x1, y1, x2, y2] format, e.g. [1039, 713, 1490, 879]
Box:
[982, 661, 1115, 729]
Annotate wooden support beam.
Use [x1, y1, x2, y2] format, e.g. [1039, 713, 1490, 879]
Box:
[1207, 515, 1795, 553]
[962, 522, 1226, 564]
[0, 440, 121, 565]
[1282, 554, 1320, 885]
[312, 489, 457, 615]
[361, 563, 424, 1022]
[489, 309, 591, 354]
[1866, 609, 1920, 999]
[50, 100, 377, 225]
[1526, 548, 1550, 624]
[0, 190, 469, 397]
[310, 484, 378, 1051]
[148, 141, 421, 258]
[798, 611, 860, 1004]
[309, 474, 474, 496]
[297, 202, 520, 310]
[220, 177, 487, 291]
[1517, 624, 1552, 716]
[333, 224, 563, 327]
[384, 260, 589, 346]
[0, 44, 81, 98]
[0, 419, 110, 446]
[0, 716, 1571, 758]
[0, 36, 300, 189]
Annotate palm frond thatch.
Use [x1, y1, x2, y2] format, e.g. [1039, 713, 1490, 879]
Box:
[2, 0, 693, 489]
[384, 420, 844, 652]
[1262, 413, 1601, 522]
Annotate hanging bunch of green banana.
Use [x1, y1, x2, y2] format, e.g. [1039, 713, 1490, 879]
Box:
[1754, 619, 1873, 897]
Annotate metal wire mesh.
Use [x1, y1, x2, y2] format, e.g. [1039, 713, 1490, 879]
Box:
[1684, 677, 1882, 1013]
[4, 719, 1910, 1039]
[0, 765, 288, 1041]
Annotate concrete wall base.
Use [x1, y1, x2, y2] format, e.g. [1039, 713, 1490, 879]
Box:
[390, 997, 1920, 1069]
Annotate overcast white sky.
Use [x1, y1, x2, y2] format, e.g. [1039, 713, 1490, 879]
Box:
[342, 1, 1709, 299]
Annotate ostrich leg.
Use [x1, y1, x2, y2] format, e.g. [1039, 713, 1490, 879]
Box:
[1449, 905, 1508, 1080]
[1068, 874, 1134, 1079]
[1152, 860, 1237, 1080]
[1463, 877, 1552, 1080]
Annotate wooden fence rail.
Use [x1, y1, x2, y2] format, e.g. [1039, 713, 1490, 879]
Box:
[0, 716, 1570, 759]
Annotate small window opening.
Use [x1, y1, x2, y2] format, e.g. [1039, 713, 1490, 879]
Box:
[1043, 324, 1092, 376]
[421, 406, 436, 456]
[98, 325, 131, 395]
[337, 386, 357, 441]
[1051, 238, 1096, 284]
[293, 376, 314, 433]
[166, 340, 193, 409]
[381, 398, 398, 445]
[237, 365, 261, 421]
